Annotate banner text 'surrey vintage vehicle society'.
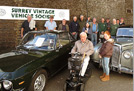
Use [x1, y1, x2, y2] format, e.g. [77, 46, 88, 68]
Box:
[0, 30, 75, 91]
[91, 26, 133, 75]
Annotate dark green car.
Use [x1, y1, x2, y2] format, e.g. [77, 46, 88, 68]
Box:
[0, 30, 74, 91]
[91, 26, 133, 75]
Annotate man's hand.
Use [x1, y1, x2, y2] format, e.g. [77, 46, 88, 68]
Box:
[95, 31, 98, 34]
[99, 54, 102, 58]
[72, 32, 76, 35]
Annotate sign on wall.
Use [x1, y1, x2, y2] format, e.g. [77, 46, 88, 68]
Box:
[0, 6, 70, 21]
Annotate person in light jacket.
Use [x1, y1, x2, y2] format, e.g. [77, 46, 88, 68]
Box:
[71, 32, 94, 77]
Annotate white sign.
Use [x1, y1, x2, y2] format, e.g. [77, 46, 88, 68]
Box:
[0, 6, 70, 20]
[35, 38, 45, 47]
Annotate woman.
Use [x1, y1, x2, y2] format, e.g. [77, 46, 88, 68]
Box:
[99, 31, 114, 82]
[82, 23, 92, 40]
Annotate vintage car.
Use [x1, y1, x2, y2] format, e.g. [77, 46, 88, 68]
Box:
[0, 30, 74, 91]
[91, 26, 133, 75]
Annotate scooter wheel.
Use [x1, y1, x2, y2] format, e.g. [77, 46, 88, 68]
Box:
[80, 83, 85, 91]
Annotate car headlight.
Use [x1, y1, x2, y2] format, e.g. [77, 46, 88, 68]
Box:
[3, 80, 13, 90]
[123, 51, 131, 59]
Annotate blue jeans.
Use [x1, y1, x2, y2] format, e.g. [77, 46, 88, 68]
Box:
[91, 33, 97, 46]
[102, 57, 110, 75]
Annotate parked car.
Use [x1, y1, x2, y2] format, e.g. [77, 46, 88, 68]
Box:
[91, 26, 133, 75]
[0, 30, 74, 91]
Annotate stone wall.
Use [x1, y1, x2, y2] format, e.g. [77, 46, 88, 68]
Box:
[0, 0, 133, 50]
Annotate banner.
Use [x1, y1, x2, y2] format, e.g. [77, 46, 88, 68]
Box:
[0, 6, 70, 20]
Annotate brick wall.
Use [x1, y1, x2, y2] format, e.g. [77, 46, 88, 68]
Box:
[0, 0, 133, 50]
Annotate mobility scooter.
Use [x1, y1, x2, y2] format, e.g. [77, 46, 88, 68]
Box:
[64, 52, 92, 91]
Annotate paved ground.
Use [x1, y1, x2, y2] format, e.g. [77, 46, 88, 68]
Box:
[45, 63, 133, 91]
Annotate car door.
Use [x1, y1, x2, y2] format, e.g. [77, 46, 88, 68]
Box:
[45, 32, 73, 75]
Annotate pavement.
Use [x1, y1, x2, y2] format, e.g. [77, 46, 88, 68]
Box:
[45, 62, 133, 91]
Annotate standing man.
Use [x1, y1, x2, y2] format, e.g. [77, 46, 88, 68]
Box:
[110, 19, 119, 39]
[98, 18, 107, 42]
[106, 18, 111, 32]
[71, 32, 94, 77]
[69, 16, 80, 40]
[58, 19, 69, 31]
[90, 18, 98, 46]
[78, 15, 86, 37]
[21, 15, 37, 38]
[44, 15, 57, 30]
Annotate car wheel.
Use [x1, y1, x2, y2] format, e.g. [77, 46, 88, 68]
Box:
[28, 69, 48, 91]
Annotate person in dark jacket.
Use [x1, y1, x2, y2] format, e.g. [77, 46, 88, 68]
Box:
[106, 18, 111, 32]
[99, 31, 114, 82]
[69, 16, 80, 40]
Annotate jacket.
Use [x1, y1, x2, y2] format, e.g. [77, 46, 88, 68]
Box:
[69, 21, 80, 33]
[71, 39, 94, 56]
[110, 24, 119, 36]
[99, 38, 114, 57]
[58, 24, 69, 31]
[82, 27, 92, 34]
[90, 22, 98, 32]
[78, 19, 86, 32]
[98, 22, 107, 32]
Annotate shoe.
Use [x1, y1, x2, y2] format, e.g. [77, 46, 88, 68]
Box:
[100, 73, 106, 79]
[101, 75, 110, 82]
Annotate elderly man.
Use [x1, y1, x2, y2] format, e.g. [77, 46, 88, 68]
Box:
[44, 15, 57, 30]
[69, 16, 80, 40]
[110, 19, 119, 39]
[21, 15, 37, 38]
[71, 32, 94, 77]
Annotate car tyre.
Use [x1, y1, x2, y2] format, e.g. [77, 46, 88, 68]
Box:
[28, 69, 48, 91]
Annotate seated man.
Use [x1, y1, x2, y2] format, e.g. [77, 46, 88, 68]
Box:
[71, 32, 94, 77]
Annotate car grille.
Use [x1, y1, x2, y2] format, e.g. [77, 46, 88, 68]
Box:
[111, 45, 121, 67]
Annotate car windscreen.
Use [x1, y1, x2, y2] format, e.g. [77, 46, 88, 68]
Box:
[24, 33, 56, 50]
[116, 28, 133, 37]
